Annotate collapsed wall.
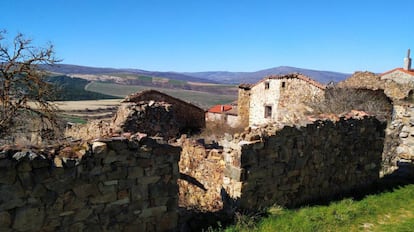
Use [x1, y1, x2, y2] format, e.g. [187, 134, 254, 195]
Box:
[0, 137, 180, 232]
[112, 101, 181, 139]
[179, 116, 385, 211]
[383, 103, 414, 177]
[178, 139, 225, 212]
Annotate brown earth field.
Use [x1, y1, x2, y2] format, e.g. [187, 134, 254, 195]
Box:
[53, 99, 122, 123]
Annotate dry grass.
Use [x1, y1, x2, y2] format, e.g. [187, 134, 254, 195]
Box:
[52, 99, 121, 111]
[197, 119, 245, 142]
[308, 87, 393, 121]
[27, 99, 122, 124]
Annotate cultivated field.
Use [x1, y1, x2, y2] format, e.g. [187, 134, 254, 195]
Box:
[85, 82, 237, 109]
[53, 99, 121, 123]
[53, 99, 121, 111]
[50, 79, 237, 123]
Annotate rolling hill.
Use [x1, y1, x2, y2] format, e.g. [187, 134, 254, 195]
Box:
[47, 75, 121, 100]
[186, 66, 350, 84]
[42, 64, 350, 85]
[41, 64, 216, 83]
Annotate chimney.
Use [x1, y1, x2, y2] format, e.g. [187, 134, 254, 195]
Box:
[404, 48, 412, 70]
[221, 105, 225, 112]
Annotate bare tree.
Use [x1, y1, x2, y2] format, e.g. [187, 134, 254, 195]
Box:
[0, 30, 61, 137]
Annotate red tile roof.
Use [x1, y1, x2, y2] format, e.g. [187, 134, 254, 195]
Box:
[381, 68, 414, 77]
[208, 104, 233, 113]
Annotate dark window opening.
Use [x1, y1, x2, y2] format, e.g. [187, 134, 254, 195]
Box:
[282, 82, 286, 88]
[265, 81, 270, 89]
[265, 106, 272, 118]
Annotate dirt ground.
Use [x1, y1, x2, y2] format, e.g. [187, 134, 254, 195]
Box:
[53, 99, 122, 122]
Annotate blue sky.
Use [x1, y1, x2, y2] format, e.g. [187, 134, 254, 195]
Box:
[2, 0, 413, 73]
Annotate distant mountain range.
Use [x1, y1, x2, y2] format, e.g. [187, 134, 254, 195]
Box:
[186, 66, 351, 84]
[42, 64, 351, 85]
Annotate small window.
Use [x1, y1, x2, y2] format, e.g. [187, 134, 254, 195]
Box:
[281, 82, 286, 88]
[264, 81, 270, 89]
[265, 106, 272, 118]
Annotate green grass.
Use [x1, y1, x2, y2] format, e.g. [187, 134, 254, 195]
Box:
[85, 82, 237, 109]
[47, 75, 120, 100]
[223, 184, 414, 232]
[59, 114, 87, 124]
[105, 73, 152, 80]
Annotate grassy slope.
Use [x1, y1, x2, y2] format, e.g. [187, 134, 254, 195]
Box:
[224, 184, 414, 232]
[85, 81, 237, 109]
[48, 75, 120, 100]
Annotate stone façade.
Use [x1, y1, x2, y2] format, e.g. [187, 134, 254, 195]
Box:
[238, 73, 325, 127]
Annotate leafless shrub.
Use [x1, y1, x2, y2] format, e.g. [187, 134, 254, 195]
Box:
[0, 30, 62, 143]
[308, 87, 392, 121]
[198, 119, 245, 142]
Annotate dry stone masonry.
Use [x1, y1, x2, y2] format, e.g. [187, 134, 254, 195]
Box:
[112, 101, 181, 139]
[2, 87, 402, 231]
[238, 73, 325, 127]
[178, 139, 225, 212]
[66, 90, 206, 141]
[384, 103, 414, 177]
[0, 137, 180, 232]
[337, 71, 414, 175]
[179, 116, 385, 212]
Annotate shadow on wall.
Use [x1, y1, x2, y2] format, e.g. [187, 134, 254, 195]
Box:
[179, 172, 414, 231]
[391, 161, 414, 179]
[177, 116, 414, 231]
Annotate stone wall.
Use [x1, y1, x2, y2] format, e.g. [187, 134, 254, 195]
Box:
[383, 103, 414, 177]
[0, 137, 180, 232]
[223, 117, 384, 209]
[112, 101, 180, 139]
[123, 90, 206, 132]
[178, 139, 225, 212]
[66, 100, 202, 140]
[336, 71, 414, 176]
[237, 85, 251, 128]
[277, 78, 325, 123]
[382, 69, 414, 85]
[178, 117, 385, 212]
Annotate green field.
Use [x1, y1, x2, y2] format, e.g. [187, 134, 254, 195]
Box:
[85, 82, 237, 109]
[223, 184, 414, 232]
[48, 75, 120, 100]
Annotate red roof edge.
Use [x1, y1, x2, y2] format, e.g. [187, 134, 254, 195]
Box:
[208, 104, 233, 113]
[381, 68, 414, 76]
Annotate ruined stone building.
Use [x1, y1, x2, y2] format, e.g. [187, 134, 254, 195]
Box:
[112, 90, 206, 138]
[238, 73, 326, 127]
[337, 49, 414, 175]
[380, 49, 414, 103]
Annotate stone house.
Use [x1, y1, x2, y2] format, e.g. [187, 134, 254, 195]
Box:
[115, 89, 206, 137]
[381, 49, 414, 83]
[380, 49, 414, 102]
[206, 103, 239, 127]
[238, 73, 325, 126]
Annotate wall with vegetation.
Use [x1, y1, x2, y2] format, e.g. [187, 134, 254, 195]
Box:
[0, 138, 180, 232]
